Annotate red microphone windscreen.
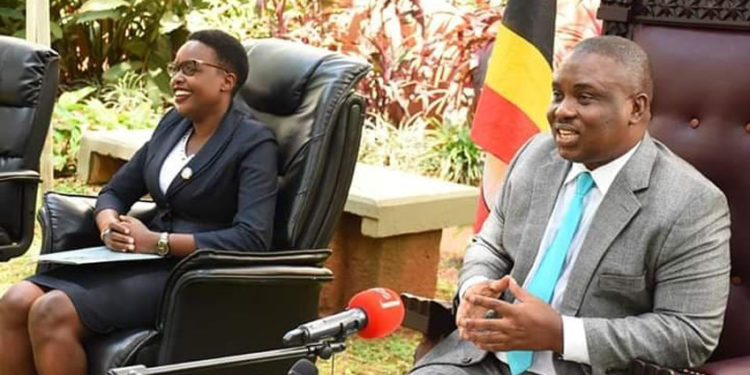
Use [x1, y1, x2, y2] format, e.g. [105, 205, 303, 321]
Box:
[347, 288, 405, 339]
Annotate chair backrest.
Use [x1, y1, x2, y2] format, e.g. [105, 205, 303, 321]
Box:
[0, 36, 58, 257]
[234, 39, 370, 250]
[599, 0, 750, 361]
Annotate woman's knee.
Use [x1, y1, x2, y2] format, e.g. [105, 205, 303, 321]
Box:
[28, 290, 83, 340]
[0, 282, 44, 327]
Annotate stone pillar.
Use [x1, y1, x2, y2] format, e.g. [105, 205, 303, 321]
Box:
[319, 213, 441, 315]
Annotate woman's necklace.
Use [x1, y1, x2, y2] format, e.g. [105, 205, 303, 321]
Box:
[180, 129, 194, 162]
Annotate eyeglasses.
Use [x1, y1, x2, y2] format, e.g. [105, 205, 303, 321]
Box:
[167, 59, 230, 77]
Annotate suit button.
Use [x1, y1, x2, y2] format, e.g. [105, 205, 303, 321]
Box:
[462, 356, 472, 364]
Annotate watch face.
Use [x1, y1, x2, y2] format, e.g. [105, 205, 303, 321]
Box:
[157, 233, 170, 256]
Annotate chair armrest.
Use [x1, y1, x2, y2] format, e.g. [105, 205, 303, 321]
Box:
[37, 192, 158, 255]
[691, 356, 750, 375]
[154, 249, 333, 372]
[0, 170, 41, 183]
[0, 170, 41, 261]
[400, 293, 456, 339]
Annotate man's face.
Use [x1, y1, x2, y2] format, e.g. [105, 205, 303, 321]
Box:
[548, 52, 645, 169]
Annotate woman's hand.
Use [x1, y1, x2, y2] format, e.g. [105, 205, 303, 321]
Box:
[119, 215, 160, 254]
[97, 209, 135, 252]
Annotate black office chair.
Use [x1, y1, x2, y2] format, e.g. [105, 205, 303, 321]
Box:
[36, 38, 370, 375]
[0, 36, 59, 261]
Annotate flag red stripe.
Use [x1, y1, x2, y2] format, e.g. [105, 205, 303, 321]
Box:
[471, 87, 542, 163]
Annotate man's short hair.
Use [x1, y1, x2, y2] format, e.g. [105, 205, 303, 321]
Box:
[570, 36, 653, 98]
[187, 30, 249, 94]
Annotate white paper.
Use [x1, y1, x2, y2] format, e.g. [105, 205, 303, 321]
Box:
[37, 246, 162, 265]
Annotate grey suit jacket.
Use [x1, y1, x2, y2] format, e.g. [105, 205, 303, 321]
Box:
[418, 133, 731, 375]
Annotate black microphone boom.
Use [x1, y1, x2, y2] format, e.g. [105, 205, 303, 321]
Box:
[283, 308, 367, 345]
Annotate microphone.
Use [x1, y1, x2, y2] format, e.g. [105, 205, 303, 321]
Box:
[287, 358, 318, 375]
[283, 287, 405, 345]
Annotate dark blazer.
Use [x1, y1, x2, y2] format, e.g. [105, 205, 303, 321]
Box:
[95, 105, 278, 251]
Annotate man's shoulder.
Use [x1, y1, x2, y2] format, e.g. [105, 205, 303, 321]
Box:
[510, 132, 559, 166]
[649, 138, 725, 201]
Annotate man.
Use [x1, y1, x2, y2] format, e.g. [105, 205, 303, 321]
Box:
[410, 36, 730, 375]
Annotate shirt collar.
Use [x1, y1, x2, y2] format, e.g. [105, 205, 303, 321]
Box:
[564, 141, 642, 196]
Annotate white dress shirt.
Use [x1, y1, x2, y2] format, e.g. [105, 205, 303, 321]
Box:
[159, 129, 195, 194]
[460, 141, 641, 374]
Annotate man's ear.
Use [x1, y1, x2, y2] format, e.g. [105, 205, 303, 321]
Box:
[221, 72, 237, 93]
[629, 92, 650, 125]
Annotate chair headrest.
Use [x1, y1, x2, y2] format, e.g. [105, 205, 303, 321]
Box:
[239, 39, 329, 115]
[0, 36, 59, 107]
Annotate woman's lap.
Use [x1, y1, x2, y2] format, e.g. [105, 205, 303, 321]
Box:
[26, 259, 177, 334]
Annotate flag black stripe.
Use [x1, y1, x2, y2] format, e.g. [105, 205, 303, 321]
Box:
[502, 0, 556, 67]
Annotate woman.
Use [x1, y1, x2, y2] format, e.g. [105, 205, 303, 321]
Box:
[0, 30, 278, 375]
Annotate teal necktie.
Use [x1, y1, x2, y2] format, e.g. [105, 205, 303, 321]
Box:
[507, 172, 595, 375]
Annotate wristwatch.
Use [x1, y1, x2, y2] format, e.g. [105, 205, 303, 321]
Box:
[156, 232, 170, 256]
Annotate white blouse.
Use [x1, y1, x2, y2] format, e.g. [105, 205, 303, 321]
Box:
[158, 129, 195, 194]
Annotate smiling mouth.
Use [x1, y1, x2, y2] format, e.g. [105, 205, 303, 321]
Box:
[555, 128, 580, 145]
[173, 89, 191, 103]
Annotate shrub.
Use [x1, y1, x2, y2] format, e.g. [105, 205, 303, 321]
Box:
[51, 73, 161, 174]
[424, 111, 484, 186]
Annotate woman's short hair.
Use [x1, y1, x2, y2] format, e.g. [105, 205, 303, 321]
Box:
[187, 30, 249, 94]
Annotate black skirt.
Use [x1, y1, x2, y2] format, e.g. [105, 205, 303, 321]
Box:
[27, 258, 179, 334]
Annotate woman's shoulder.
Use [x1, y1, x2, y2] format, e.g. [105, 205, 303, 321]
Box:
[229, 107, 277, 145]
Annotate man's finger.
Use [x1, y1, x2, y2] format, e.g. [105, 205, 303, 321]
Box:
[509, 277, 532, 302]
[462, 317, 512, 332]
[468, 295, 516, 316]
[487, 276, 511, 294]
[476, 343, 511, 352]
[464, 329, 509, 348]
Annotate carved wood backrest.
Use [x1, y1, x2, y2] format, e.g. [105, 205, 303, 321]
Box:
[598, 0, 750, 362]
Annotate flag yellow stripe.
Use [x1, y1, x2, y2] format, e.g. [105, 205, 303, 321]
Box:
[484, 24, 553, 131]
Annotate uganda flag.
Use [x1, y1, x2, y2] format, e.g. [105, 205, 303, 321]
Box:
[470, 0, 556, 163]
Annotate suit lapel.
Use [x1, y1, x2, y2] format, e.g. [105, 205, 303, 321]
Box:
[511, 149, 570, 286]
[559, 134, 657, 315]
[146, 117, 191, 203]
[165, 108, 239, 198]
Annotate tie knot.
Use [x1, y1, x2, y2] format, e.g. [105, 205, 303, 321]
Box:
[575, 172, 595, 196]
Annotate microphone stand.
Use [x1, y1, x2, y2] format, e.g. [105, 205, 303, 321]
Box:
[107, 339, 346, 375]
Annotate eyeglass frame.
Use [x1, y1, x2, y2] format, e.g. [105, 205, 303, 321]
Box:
[167, 59, 232, 77]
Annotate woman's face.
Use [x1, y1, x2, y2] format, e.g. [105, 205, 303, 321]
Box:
[169, 41, 234, 120]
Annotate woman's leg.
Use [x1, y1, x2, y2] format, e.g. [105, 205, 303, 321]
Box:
[0, 281, 45, 375]
[28, 290, 90, 375]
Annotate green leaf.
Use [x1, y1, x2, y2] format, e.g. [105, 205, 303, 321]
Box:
[123, 40, 148, 57]
[0, 7, 24, 20]
[78, 0, 129, 13]
[50, 21, 63, 40]
[148, 69, 172, 96]
[75, 9, 121, 23]
[102, 61, 143, 82]
[159, 11, 183, 34]
[57, 87, 96, 107]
